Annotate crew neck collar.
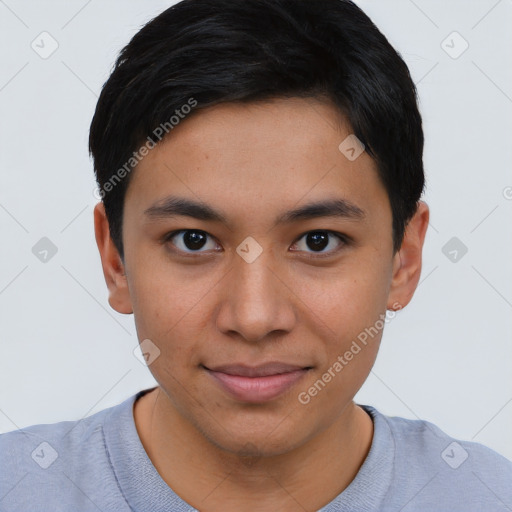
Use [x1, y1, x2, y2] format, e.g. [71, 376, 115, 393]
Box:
[103, 387, 394, 512]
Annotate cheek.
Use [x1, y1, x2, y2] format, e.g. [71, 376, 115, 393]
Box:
[295, 255, 392, 398]
[298, 263, 390, 340]
[297, 299, 384, 417]
[128, 246, 215, 331]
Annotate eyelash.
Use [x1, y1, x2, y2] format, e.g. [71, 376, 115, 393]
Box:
[162, 229, 350, 259]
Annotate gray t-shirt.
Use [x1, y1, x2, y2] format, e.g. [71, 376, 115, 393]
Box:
[1, 386, 511, 511]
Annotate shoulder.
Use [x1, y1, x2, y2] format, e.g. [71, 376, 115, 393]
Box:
[365, 406, 512, 511]
[0, 396, 134, 512]
[383, 411, 512, 472]
[0, 402, 110, 470]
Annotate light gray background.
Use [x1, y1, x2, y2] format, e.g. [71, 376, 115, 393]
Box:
[0, 0, 511, 461]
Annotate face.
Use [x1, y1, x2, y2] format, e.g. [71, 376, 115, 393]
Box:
[96, 97, 425, 457]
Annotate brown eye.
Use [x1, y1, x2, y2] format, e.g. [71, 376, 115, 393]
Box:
[291, 230, 347, 256]
[165, 230, 219, 254]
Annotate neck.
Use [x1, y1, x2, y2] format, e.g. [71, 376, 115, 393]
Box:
[134, 387, 374, 512]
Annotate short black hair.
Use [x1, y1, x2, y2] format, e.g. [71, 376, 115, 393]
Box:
[89, 0, 425, 261]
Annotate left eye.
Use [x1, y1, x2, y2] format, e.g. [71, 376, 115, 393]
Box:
[290, 231, 346, 255]
[164, 229, 347, 256]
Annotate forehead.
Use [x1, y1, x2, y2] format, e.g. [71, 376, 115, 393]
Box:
[124, 97, 390, 227]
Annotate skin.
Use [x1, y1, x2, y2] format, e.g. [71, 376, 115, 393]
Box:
[94, 97, 429, 511]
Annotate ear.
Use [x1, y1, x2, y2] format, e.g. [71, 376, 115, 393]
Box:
[93, 202, 133, 314]
[387, 200, 430, 310]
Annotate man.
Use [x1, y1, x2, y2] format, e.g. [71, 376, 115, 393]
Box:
[1, 0, 511, 510]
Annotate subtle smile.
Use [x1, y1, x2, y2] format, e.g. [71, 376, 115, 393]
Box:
[202, 363, 312, 403]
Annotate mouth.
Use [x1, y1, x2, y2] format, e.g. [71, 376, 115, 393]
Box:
[202, 362, 313, 403]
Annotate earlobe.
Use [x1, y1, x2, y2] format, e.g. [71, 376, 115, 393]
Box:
[387, 201, 430, 310]
[93, 202, 133, 315]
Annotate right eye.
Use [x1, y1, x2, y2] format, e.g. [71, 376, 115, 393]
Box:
[163, 229, 221, 255]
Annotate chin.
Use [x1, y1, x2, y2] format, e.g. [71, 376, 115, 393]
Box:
[191, 405, 315, 458]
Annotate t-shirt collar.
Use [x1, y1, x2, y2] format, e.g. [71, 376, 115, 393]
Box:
[103, 388, 394, 512]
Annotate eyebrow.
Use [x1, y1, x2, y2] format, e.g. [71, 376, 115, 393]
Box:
[144, 195, 366, 227]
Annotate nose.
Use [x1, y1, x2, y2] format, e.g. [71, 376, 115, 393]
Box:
[215, 247, 297, 344]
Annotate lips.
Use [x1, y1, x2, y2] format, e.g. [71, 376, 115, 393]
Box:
[207, 362, 307, 377]
[203, 362, 311, 403]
